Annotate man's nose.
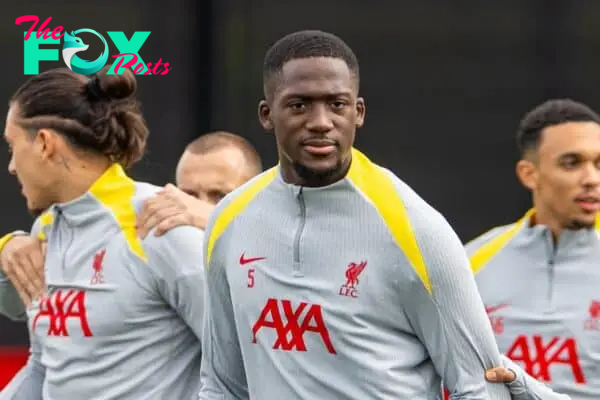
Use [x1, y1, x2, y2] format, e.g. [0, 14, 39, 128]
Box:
[306, 104, 334, 133]
[582, 163, 600, 187]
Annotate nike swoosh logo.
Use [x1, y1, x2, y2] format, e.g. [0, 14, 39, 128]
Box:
[485, 304, 508, 314]
[239, 254, 266, 266]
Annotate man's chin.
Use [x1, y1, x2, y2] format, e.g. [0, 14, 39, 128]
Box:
[293, 161, 339, 184]
[26, 200, 48, 218]
[299, 153, 344, 171]
[28, 208, 45, 218]
[565, 216, 597, 230]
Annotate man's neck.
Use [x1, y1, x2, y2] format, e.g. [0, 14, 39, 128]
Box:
[531, 205, 564, 243]
[54, 159, 112, 204]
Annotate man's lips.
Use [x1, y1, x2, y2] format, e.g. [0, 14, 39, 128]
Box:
[301, 139, 337, 155]
[575, 195, 600, 212]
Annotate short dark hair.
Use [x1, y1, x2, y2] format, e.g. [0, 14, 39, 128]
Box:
[262, 30, 359, 98]
[186, 131, 262, 175]
[11, 66, 149, 169]
[517, 99, 600, 156]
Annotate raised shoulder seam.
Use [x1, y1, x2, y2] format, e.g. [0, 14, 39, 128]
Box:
[205, 167, 278, 267]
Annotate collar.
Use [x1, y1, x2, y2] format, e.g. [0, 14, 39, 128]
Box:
[275, 147, 374, 196]
[51, 164, 136, 227]
[519, 208, 600, 247]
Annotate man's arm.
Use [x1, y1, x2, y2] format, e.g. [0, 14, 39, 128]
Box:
[0, 232, 28, 320]
[142, 225, 206, 339]
[402, 207, 511, 399]
[484, 356, 571, 400]
[0, 212, 51, 317]
[0, 273, 27, 321]
[0, 334, 45, 400]
[0, 226, 46, 320]
[198, 221, 248, 399]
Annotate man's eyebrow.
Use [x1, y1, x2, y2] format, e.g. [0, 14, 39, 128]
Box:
[556, 151, 580, 159]
[281, 91, 353, 100]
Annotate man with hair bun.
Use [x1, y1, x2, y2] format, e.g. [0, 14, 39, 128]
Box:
[0, 66, 205, 399]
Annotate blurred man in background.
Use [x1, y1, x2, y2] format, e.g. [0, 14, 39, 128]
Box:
[467, 99, 600, 400]
[177, 131, 262, 203]
[136, 130, 262, 237]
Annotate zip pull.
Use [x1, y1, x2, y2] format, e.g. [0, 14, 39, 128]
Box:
[292, 186, 306, 276]
[544, 230, 556, 308]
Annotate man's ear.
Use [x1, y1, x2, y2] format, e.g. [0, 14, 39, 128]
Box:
[516, 159, 537, 191]
[258, 100, 273, 130]
[355, 97, 365, 128]
[34, 129, 59, 161]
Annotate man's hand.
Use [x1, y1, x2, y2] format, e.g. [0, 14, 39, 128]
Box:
[445, 367, 518, 399]
[0, 236, 46, 307]
[137, 184, 215, 238]
[486, 367, 516, 383]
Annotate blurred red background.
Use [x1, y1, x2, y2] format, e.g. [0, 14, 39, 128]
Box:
[0, 347, 28, 390]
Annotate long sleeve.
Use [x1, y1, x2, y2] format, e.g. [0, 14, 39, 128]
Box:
[0, 334, 44, 400]
[0, 269, 27, 321]
[500, 356, 571, 400]
[0, 231, 30, 321]
[143, 225, 206, 339]
[198, 225, 248, 400]
[403, 207, 511, 399]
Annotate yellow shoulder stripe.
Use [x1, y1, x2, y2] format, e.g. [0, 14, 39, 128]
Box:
[347, 148, 433, 293]
[205, 167, 278, 267]
[469, 209, 533, 274]
[37, 211, 54, 240]
[89, 164, 147, 262]
[0, 233, 16, 253]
